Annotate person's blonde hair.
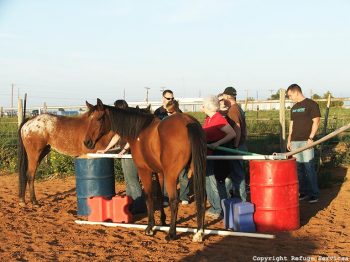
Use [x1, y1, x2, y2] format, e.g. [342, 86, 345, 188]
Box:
[203, 95, 219, 113]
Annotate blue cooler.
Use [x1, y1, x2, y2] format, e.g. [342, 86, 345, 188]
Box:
[233, 202, 256, 232]
[221, 198, 241, 229]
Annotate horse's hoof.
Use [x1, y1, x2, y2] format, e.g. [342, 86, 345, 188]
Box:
[19, 202, 26, 207]
[192, 231, 204, 242]
[145, 227, 154, 236]
[165, 233, 177, 241]
[32, 201, 40, 207]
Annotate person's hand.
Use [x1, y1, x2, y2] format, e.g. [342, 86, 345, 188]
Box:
[117, 150, 126, 158]
[209, 142, 220, 150]
[96, 149, 106, 154]
[287, 141, 291, 151]
[307, 138, 314, 146]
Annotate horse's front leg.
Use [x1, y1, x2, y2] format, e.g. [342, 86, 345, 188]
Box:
[138, 169, 155, 236]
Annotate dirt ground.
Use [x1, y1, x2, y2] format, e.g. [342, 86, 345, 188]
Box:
[1, 166, 350, 261]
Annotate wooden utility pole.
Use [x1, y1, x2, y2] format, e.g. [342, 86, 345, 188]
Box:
[145, 87, 150, 104]
[279, 89, 286, 152]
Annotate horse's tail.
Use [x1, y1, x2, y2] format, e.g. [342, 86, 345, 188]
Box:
[187, 121, 207, 233]
[18, 119, 29, 200]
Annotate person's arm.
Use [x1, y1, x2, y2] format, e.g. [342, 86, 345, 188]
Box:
[117, 142, 130, 157]
[227, 107, 241, 148]
[209, 124, 236, 149]
[96, 134, 120, 153]
[287, 121, 293, 151]
[307, 117, 320, 145]
[232, 124, 241, 148]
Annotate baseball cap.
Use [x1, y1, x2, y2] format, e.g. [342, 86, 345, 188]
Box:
[223, 86, 237, 97]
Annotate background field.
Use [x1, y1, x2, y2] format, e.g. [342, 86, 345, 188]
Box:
[1, 106, 349, 183]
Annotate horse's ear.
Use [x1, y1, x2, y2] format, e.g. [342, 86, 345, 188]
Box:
[96, 98, 104, 111]
[146, 104, 151, 112]
[86, 101, 93, 111]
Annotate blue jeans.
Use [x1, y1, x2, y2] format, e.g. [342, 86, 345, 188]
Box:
[205, 160, 227, 215]
[121, 158, 146, 213]
[291, 141, 320, 198]
[225, 144, 247, 202]
[163, 168, 190, 202]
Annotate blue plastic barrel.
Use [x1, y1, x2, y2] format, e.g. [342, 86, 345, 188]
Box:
[75, 158, 116, 215]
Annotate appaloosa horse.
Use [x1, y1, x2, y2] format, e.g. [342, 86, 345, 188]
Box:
[18, 102, 116, 207]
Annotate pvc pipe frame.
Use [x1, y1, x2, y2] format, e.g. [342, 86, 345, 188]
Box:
[75, 220, 275, 239]
[285, 123, 350, 157]
[87, 153, 279, 160]
[86, 123, 350, 161]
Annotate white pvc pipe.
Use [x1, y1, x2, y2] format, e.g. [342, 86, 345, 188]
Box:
[74, 220, 275, 239]
[207, 155, 277, 160]
[86, 153, 278, 160]
[87, 153, 133, 159]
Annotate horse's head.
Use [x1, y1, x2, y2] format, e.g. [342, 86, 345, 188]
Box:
[83, 98, 111, 149]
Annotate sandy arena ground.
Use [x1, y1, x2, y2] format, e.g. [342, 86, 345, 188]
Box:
[1, 166, 349, 261]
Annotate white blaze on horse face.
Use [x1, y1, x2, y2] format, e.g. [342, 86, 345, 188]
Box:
[21, 115, 57, 137]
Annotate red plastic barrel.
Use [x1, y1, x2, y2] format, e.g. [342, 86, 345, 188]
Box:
[250, 158, 299, 232]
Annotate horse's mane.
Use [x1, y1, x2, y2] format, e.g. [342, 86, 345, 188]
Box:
[106, 105, 156, 139]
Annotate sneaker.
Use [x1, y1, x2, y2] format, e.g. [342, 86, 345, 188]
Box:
[181, 200, 189, 205]
[308, 197, 319, 203]
[206, 212, 222, 219]
[299, 194, 308, 201]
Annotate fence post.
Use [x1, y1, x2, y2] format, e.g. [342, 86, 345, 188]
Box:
[318, 93, 332, 170]
[0, 106, 3, 117]
[18, 98, 23, 126]
[279, 89, 286, 153]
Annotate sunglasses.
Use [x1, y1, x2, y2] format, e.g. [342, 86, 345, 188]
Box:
[164, 97, 174, 101]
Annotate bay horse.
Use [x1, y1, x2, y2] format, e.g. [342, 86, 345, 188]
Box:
[17, 103, 118, 207]
[83, 99, 207, 242]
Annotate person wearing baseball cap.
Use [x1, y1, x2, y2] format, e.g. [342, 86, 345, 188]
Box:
[222, 86, 247, 202]
[223, 86, 237, 97]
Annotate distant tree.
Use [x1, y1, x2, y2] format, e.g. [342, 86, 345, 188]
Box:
[312, 93, 321, 99]
[316, 91, 343, 108]
[268, 91, 280, 100]
[247, 97, 255, 101]
[323, 91, 333, 99]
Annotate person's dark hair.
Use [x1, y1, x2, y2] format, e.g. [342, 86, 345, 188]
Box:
[114, 100, 129, 109]
[166, 99, 180, 113]
[287, 84, 302, 94]
[162, 89, 173, 97]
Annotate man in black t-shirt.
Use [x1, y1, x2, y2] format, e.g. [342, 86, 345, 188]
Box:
[287, 84, 321, 203]
[154, 90, 182, 120]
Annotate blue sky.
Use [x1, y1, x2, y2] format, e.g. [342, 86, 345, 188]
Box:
[0, 0, 349, 107]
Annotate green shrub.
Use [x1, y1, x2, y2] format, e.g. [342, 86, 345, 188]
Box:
[0, 145, 18, 172]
